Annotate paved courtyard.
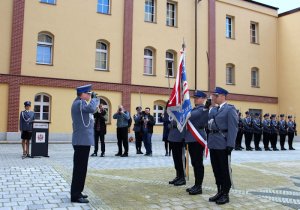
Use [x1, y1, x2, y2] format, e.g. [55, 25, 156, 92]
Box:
[0, 139, 300, 210]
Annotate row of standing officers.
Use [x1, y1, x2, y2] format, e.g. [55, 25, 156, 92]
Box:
[236, 112, 296, 151]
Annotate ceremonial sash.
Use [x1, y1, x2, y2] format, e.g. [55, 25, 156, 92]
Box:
[187, 120, 208, 158]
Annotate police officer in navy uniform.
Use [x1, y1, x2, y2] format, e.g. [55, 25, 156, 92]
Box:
[262, 113, 272, 151]
[278, 114, 287, 150]
[243, 111, 253, 151]
[185, 90, 210, 195]
[168, 120, 186, 186]
[270, 114, 279, 151]
[19, 101, 35, 159]
[70, 84, 99, 203]
[287, 115, 296, 150]
[235, 111, 244, 150]
[208, 87, 238, 205]
[252, 113, 262, 151]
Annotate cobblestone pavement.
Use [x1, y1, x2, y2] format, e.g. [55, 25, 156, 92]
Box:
[0, 139, 300, 210]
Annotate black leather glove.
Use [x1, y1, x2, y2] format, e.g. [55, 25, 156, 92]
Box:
[204, 98, 212, 109]
[91, 92, 98, 99]
[226, 146, 234, 155]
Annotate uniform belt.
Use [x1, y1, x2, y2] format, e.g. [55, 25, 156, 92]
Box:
[210, 129, 228, 133]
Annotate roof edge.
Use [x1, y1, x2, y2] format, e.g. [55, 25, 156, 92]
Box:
[243, 0, 278, 11]
[279, 7, 300, 17]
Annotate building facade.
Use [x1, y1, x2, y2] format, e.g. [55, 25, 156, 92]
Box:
[0, 0, 299, 141]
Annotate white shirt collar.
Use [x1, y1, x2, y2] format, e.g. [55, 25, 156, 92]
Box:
[218, 101, 227, 110]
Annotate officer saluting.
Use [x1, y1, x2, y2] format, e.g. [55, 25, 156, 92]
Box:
[70, 84, 99, 203]
[208, 87, 238, 205]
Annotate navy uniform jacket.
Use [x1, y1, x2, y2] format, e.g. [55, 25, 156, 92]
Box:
[243, 117, 253, 133]
[185, 104, 208, 143]
[71, 97, 99, 146]
[207, 103, 238, 149]
[262, 119, 271, 133]
[252, 118, 262, 134]
[278, 120, 287, 135]
[287, 121, 295, 133]
[168, 120, 184, 142]
[19, 110, 35, 131]
[270, 120, 278, 134]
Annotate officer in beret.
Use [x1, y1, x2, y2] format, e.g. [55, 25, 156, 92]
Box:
[19, 101, 35, 159]
[70, 84, 99, 203]
[270, 114, 279, 151]
[185, 90, 210, 195]
[278, 114, 287, 150]
[287, 115, 296, 150]
[207, 87, 238, 205]
[243, 111, 254, 151]
[252, 113, 262, 151]
[262, 113, 272, 151]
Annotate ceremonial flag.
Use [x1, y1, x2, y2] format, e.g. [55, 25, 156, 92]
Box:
[167, 49, 192, 132]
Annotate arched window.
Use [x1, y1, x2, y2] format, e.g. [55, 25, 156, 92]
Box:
[95, 41, 109, 71]
[153, 101, 166, 125]
[144, 48, 154, 75]
[36, 33, 53, 65]
[226, 63, 235, 85]
[166, 51, 176, 77]
[34, 93, 51, 121]
[98, 97, 111, 124]
[251, 67, 259, 87]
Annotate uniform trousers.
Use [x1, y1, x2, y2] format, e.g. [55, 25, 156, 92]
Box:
[270, 133, 278, 149]
[188, 142, 204, 185]
[94, 131, 105, 154]
[253, 133, 262, 148]
[235, 130, 243, 148]
[71, 145, 90, 200]
[288, 132, 294, 148]
[244, 132, 253, 148]
[210, 149, 231, 194]
[263, 132, 270, 149]
[169, 141, 185, 178]
[134, 131, 143, 152]
[116, 127, 128, 154]
[279, 134, 286, 149]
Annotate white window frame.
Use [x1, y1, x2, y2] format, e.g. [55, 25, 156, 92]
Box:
[145, 0, 155, 22]
[40, 0, 56, 4]
[144, 48, 154, 75]
[153, 104, 164, 125]
[34, 94, 51, 121]
[226, 15, 234, 39]
[251, 67, 259, 87]
[226, 64, 235, 85]
[36, 33, 53, 65]
[97, 0, 110, 14]
[95, 41, 109, 71]
[166, 51, 175, 77]
[250, 22, 259, 43]
[166, 2, 176, 27]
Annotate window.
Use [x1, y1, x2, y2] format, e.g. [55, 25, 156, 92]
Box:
[95, 41, 109, 71]
[251, 67, 259, 87]
[144, 48, 154, 75]
[166, 2, 176, 27]
[226, 64, 235, 85]
[40, 0, 56, 4]
[99, 97, 111, 124]
[145, 0, 155, 22]
[153, 103, 165, 125]
[226, 16, 234, 38]
[34, 94, 51, 121]
[250, 22, 259, 43]
[166, 51, 176, 77]
[97, 0, 110, 14]
[36, 33, 53, 65]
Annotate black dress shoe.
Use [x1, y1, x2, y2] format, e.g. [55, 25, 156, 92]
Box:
[255, 147, 262, 151]
[169, 177, 180, 184]
[235, 147, 241, 151]
[173, 177, 186, 186]
[100, 153, 105, 157]
[281, 148, 287, 151]
[80, 193, 88, 198]
[186, 185, 196, 192]
[91, 153, 97, 157]
[265, 147, 272, 151]
[240, 146, 244, 149]
[273, 148, 279, 151]
[115, 153, 121, 156]
[71, 197, 89, 203]
[189, 185, 202, 195]
[165, 152, 168, 156]
[121, 153, 128, 157]
[246, 147, 253, 151]
[209, 192, 223, 202]
[289, 147, 296, 150]
[216, 194, 229, 205]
